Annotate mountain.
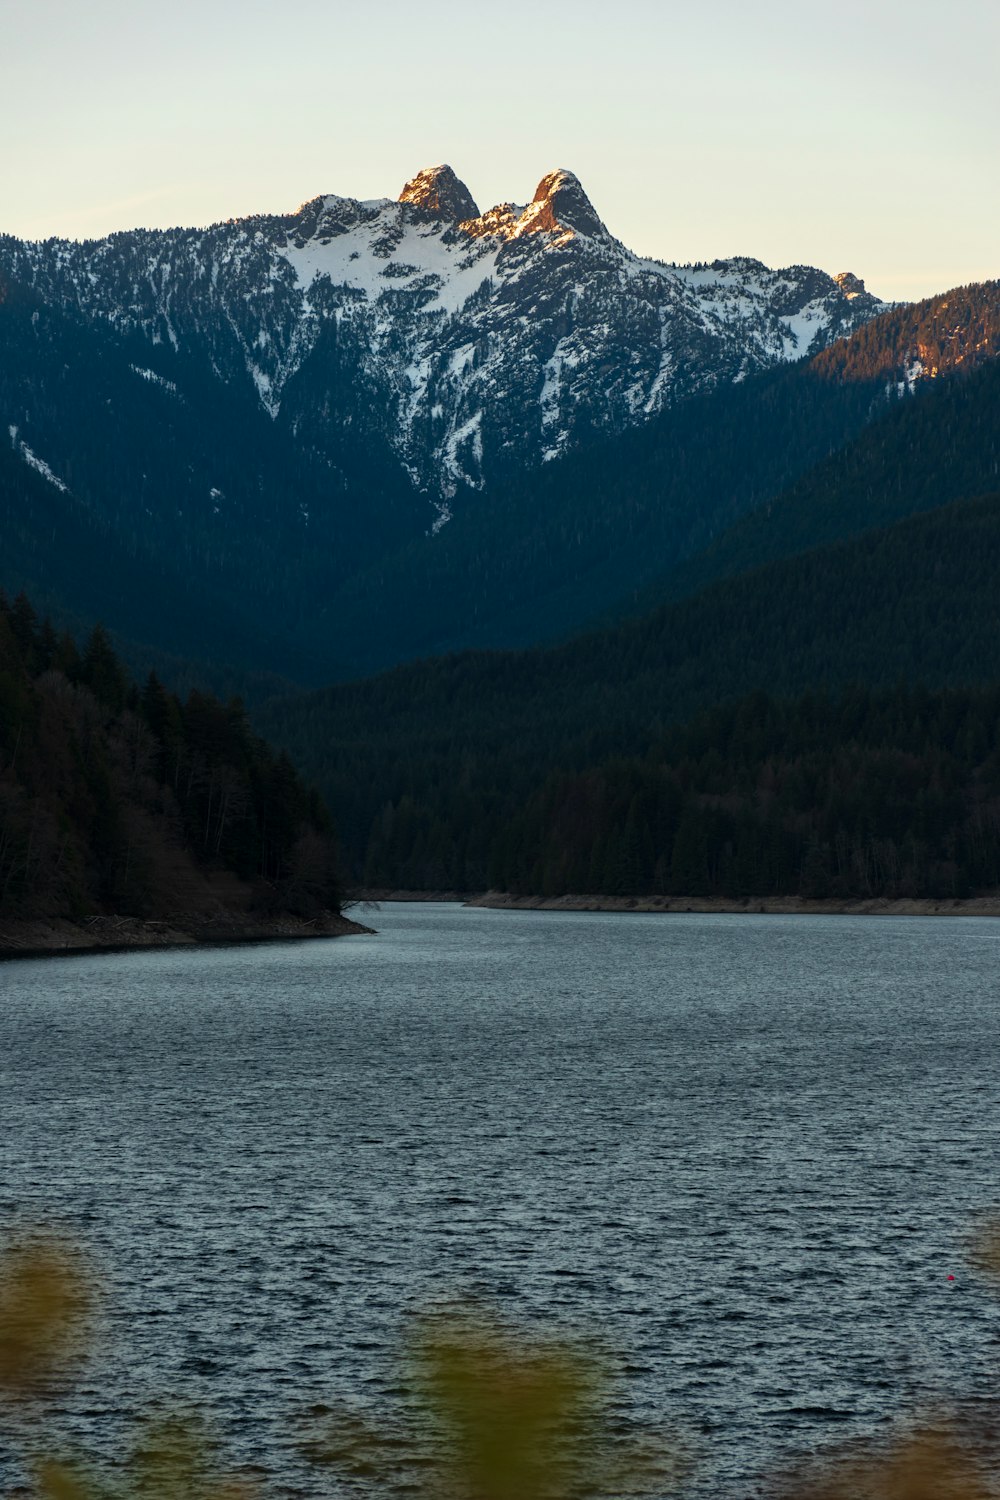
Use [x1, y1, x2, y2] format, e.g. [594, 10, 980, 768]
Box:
[0, 168, 894, 684]
[5, 172, 1000, 905]
[0, 164, 883, 516]
[255, 490, 1000, 889]
[280, 281, 1000, 676]
[3, 203, 998, 691]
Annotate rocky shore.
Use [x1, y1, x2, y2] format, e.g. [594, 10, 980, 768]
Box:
[0, 910, 374, 958]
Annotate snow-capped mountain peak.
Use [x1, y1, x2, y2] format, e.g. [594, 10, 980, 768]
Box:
[0, 167, 889, 507]
[395, 164, 606, 244]
[511, 168, 610, 241]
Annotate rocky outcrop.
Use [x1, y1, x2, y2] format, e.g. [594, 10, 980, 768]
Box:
[511, 168, 609, 239]
[399, 164, 480, 222]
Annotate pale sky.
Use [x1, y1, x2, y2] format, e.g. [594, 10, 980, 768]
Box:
[2, 0, 997, 301]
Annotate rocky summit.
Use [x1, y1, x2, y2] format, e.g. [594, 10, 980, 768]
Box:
[399, 164, 481, 223]
[0, 166, 886, 513]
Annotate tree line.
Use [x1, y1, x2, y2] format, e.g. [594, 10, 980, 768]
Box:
[0, 593, 342, 922]
[487, 687, 1000, 900]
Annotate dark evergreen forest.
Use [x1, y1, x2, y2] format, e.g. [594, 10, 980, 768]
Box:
[647, 333, 1000, 615]
[258, 493, 1000, 895]
[0, 594, 342, 922]
[490, 688, 1000, 901]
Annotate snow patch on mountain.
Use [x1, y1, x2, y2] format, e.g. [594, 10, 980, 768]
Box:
[779, 300, 836, 358]
[892, 357, 926, 397]
[0, 167, 888, 499]
[131, 365, 178, 394]
[282, 209, 501, 317]
[8, 424, 70, 492]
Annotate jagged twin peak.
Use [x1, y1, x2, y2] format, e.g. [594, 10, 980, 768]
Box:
[0, 164, 888, 505]
[398, 163, 610, 241]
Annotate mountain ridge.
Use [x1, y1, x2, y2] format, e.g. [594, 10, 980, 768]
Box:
[0, 164, 886, 504]
[3, 268, 998, 688]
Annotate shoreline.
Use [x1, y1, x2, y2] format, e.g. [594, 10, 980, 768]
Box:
[466, 891, 1000, 917]
[0, 910, 374, 960]
[13, 891, 998, 955]
[359, 889, 472, 903]
[361, 889, 1000, 918]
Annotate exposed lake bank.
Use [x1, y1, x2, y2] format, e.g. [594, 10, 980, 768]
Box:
[471, 891, 1000, 916]
[0, 909, 373, 958]
[364, 889, 1000, 917]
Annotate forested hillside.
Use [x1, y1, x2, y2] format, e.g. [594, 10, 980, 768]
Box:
[0, 270, 412, 682]
[2, 275, 999, 684]
[0, 594, 342, 933]
[315, 358, 884, 669]
[810, 280, 1000, 383]
[257, 281, 1000, 672]
[257, 492, 1000, 892]
[0, 437, 314, 701]
[490, 688, 1000, 901]
[645, 325, 1000, 614]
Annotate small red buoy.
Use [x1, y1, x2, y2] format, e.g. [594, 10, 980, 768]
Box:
[947, 1275, 955, 1281]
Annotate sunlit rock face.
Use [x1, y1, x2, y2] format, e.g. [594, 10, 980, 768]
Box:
[834, 271, 868, 299]
[0, 166, 887, 505]
[511, 169, 610, 240]
[399, 165, 480, 223]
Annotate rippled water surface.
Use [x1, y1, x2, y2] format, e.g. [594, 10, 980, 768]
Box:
[3, 904, 1000, 1494]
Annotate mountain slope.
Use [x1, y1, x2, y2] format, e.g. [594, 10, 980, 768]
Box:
[0, 171, 892, 682]
[0, 164, 884, 508]
[290, 281, 1000, 675]
[3, 255, 997, 690]
[0, 268, 416, 679]
[305, 360, 885, 673]
[255, 490, 1000, 886]
[623, 281, 1000, 616]
[0, 432, 311, 684]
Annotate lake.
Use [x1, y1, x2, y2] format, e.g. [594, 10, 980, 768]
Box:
[3, 903, 1000, 1496]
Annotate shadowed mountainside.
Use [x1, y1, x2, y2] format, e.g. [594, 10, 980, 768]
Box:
[256, 492, 1000, 892]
